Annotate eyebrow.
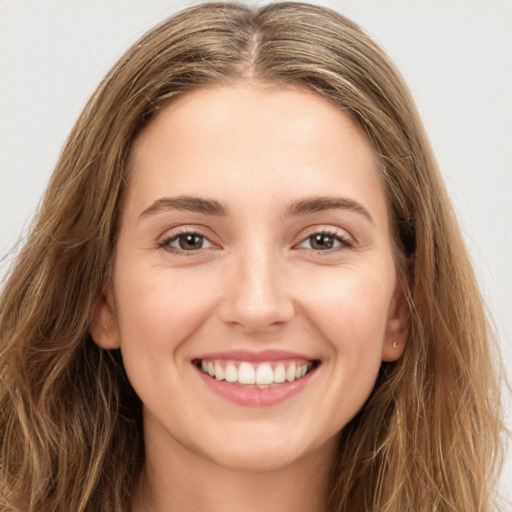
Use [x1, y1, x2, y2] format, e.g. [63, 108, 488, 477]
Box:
[284, 196, 374, 224]
[139, 195, 229, 218]
[139, 194, 373, 223]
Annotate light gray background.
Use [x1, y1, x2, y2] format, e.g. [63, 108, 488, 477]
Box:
[1, 0, 511, 503]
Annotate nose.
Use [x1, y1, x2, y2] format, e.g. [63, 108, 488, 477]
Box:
[217, 246, 295, 334]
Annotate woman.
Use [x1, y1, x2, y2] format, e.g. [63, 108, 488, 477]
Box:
[0, 2, 504, 511]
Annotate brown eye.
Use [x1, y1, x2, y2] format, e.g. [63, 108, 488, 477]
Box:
[309, 233, 335, 250]
[177, 233, 204, 250]
[159, 231, 215, 254]
[297, 231, 354, 252]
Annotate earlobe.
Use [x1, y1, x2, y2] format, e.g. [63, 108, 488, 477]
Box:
[89, 287, 121, 350]
[382, 282, 410, 362]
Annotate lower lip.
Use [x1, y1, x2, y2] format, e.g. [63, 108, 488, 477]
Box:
[194, 365, 317, 407]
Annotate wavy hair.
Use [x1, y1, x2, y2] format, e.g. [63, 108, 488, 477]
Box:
[0, 2, 504, 511]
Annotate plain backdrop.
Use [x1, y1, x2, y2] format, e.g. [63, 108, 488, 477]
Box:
[1, 0, 511, 504]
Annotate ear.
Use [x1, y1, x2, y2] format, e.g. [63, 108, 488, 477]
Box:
[89, 285, 121, 350]
[381, 280, 410, 362]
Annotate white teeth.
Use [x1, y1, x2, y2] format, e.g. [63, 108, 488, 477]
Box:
[286, 362, 296, 382]
[274, 363, 286, 383]
[214, 361, 224, 381]
[238, 362, 256, 384]
[225, 363, 238, 382]
[199, 359, 314, 386]
[256, 363, 274, 385]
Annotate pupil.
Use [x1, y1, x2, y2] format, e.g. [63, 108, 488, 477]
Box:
[179, 234, 203, 250]
[312, 233, 333, 250]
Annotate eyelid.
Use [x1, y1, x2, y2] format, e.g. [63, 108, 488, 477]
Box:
[168, 233, 214, 249]
[294, 226, 356, 251]
[157, 226, 220, 255]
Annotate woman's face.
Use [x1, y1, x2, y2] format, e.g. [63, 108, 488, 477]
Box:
[93, 83, 408, 471]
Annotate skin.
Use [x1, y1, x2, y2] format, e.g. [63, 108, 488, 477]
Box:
[91, 82, 409, 512]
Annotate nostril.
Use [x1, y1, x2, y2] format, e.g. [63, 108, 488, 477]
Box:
[217, 297, 295, 333]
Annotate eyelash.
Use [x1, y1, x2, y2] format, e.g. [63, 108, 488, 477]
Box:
[296, 229, 355, 252]
[157, 228, 355, 255]
[157, 228, 214, 256]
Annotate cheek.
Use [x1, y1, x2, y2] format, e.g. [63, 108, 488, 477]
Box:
[298, 265, 393, 396]
[300, 269, 393, 428]
[112, 261, 218, 374]
[302, 266, 393, 344]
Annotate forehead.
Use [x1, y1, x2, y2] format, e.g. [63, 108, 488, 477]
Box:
[124, 83, 386, 226]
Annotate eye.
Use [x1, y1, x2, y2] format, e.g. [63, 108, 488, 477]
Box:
[297, 231, 354, 251]
[160, 231, 214, 253]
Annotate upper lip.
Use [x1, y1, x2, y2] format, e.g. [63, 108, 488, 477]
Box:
[194, 349, 317, 362]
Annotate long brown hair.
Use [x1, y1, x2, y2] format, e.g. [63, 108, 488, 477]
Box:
[0, 2, 504, 511]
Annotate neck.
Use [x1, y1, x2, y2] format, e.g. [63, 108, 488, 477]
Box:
[131, 423, 336, 512]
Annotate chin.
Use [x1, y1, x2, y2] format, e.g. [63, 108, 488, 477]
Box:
[206, 444, 308, 473]
[197, 424, 336, 473]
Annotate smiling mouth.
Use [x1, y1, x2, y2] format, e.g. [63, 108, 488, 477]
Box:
[193, 359, 320, 388]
